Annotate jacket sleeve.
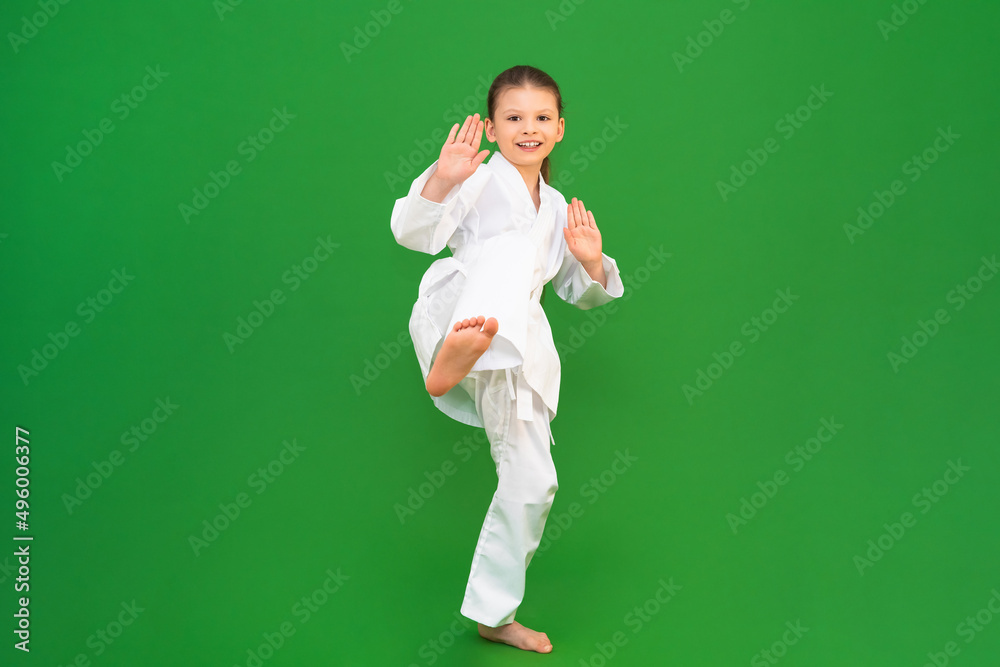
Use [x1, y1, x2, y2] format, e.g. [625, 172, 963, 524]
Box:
[390, 160, 470, 255]
[552, 243, 625, 310]
[550, 194, 625, 309]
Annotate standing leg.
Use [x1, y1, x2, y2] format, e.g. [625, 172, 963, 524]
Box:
[460, 368, 557, 652]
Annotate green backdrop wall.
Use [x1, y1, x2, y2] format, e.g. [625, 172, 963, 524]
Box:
[2, 1, 998, 665]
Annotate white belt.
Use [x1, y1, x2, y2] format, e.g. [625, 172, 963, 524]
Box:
[504, 366, 556, 446]
[503, 366, 532, 422]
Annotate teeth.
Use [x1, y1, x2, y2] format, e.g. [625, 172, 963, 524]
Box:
[519, 142, 540, 147]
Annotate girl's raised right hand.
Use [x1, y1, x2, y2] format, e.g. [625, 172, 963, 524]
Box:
[432, 113, 490, 187]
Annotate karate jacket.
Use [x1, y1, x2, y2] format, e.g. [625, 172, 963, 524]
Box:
[390, 150, 624, 429]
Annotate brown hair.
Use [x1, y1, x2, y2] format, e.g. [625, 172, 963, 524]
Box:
[486, 65, 564, 184]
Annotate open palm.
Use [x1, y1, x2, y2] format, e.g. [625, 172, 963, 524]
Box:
[435, 113, 490, 185]
[564, 197, 602, 265]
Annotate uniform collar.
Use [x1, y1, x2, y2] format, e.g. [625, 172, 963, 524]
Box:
[487, 150, 546, 210]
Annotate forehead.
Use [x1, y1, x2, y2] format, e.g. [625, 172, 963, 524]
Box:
[496, 86, 559, 114]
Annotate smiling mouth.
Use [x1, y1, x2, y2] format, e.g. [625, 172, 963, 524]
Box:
[517, 141, 542, 147]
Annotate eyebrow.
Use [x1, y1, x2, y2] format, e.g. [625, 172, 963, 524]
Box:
[501, 108, 556, 115]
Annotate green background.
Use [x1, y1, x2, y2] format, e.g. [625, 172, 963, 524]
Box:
[2, 0, 999, 665]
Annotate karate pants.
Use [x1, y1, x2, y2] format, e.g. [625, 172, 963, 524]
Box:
[458, 366, 558, 627]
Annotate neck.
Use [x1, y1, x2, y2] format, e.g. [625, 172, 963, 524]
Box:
[512, 162, 541, 198]
[495, 150, 543, 199]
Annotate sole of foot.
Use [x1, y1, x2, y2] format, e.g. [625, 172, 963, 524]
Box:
[425, 316, 498, 397]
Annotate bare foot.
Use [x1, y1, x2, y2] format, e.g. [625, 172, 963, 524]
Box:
[478, 621, 552, 653]
[425, 316, 499, 397]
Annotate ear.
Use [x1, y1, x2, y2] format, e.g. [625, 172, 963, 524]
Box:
[555, 117, 565, 143]
[484, 118, 496, 143]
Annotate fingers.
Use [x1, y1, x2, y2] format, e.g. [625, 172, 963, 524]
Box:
[567, 198, 577, 228]
[472, 148, 490, 168]
[446, 122, 459, 145]
[570, 197, 596, 229]
[472, 114, 485, 148]
[457, 113, 481, 145]
[467, 116, 483, 147]
[455, 115, 471, 144]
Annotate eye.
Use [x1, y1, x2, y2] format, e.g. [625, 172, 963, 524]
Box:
[507, 115, 520, 121]
[538, 116, 550, 121]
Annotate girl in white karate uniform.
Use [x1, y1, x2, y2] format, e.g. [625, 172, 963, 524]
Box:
[390, 65, 624, 654]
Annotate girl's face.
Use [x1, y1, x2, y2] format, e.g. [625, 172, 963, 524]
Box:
[485, 86, 564, 173]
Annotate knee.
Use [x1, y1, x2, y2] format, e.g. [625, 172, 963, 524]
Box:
[533, 469, 559, 505]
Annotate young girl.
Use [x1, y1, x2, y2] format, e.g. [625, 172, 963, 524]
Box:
[390, 65, 624, 654]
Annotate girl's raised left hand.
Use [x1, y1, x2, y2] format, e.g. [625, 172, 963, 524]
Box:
[564, 197, 603, 267]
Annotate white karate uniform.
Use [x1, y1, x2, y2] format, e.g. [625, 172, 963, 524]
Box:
[390, 150, 624, 626]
